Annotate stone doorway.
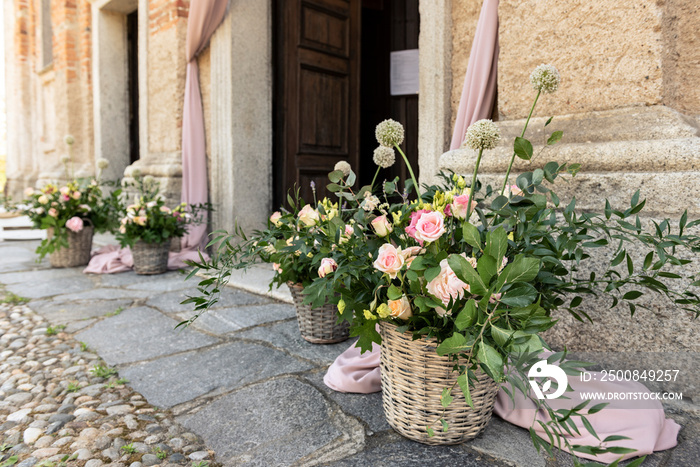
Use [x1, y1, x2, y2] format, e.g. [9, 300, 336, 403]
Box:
[92, 0, 141, 181]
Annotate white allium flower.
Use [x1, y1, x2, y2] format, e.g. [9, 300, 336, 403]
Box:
[530, 64, 561, 94]
[463, 119, 501, 151]
[60, 155, 71, 164]
[97, 158, 109, 170]
[131, 168, 141, 177]
[361, 193, 380, 212]
[373, 146, 396, 169]
[143, 175, 155, 186]
[375, 119, 405, 147]
[334, 161, 352, 177]
[64, 135, 75, 146]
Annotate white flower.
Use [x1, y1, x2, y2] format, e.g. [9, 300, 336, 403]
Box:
[361, 193, 380, 212]
[375, 119, 404, 147]
[334, 161, 352, 177]
[60, 155, 71, 164]
[373, 146, 395, 169]
[463, 119, 500, 151]
[64, 135, 75, 146]
[131, 168, 141, 177]
[97, 158, 109, 170]
[143, 175, 155, 186]
[530, 64, 561, 94]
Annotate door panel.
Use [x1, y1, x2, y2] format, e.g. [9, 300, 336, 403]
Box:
[275, 0, 361, 206]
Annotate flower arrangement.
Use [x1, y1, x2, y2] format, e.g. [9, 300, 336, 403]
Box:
[186, 65, 700, 464]
[115, 175, 192, 248]
[22, 145, 118, 261]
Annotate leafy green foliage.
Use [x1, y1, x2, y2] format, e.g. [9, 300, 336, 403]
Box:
[90, 364, 118, 379]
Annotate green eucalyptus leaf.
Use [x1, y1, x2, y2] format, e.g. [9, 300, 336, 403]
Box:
[547, 131, 563, 145]
[462, 222, 482, 249]
[514, 136, 533, 161]
[457, 373, 474, 408]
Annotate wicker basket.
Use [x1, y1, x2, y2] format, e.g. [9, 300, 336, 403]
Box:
[47, 226, 94, 268]
[131, 240, 170, 275]
[379, 321, 500, 445]
[287, 282, 350, 344]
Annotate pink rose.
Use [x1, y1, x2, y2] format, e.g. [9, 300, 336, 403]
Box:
[371, 215, 393, 237]
[66, 217, 84, 233]
[427, 258, 470, 310]
[48, 208, 58, 217]
[414, 211, 445, 244]
[72, 191, 81, 200]
[270, 211, 282, 226]
[373, 243, 405, 279]
[401, 246, 424, 268]
[450, 194, 477, 220]
[272, 263, 283, 274]
[344, 224, 354, 236]
[318, 258, 338, 278]
[405, 209, 430, 243]
[134, 216, 147, 226]
[59, 186, 70, 195]
[60, 194, 71, 202]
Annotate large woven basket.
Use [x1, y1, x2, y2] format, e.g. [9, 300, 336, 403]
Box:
[47, 226, 94, 268]
[379, 321, 500, 445]
[131, 240, 170, 275]
[287, 282, 350, 344]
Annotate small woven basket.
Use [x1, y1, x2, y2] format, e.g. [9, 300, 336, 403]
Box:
[131, 240, 170, 275]
[287, 282, 350, 344]
[48, 226, 94, 268]
[379, 321, 500, 445]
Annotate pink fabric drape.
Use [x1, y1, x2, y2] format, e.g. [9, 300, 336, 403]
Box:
[449, 0, 499, 150]
[85, 0, 227, 274]
[181, 0, 229, 251]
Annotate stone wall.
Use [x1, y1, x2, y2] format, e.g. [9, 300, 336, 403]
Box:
[5, 0, 95, 198]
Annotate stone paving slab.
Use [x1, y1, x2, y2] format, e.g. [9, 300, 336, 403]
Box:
[28, 298, 133, 326]
[120, 341, 314, 408]
[178, 377, 363, 466]
[326, 435, 508, 467]
[97, 270, 194, 291]
[75, 306, 219, 365]
[303, 371, 390, 434]
[147, 287, 271, 315]
[52, 287, 154, 301]
[0, 269, 96, 299]
[234, 320, 352, 365]
[0, 242, 51, 273]
[180, 303, 296, 335]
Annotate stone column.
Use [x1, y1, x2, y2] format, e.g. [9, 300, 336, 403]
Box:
[417, 0, 453, 186]
[124, 0, 187, 205]
[208, 0, 272, 234]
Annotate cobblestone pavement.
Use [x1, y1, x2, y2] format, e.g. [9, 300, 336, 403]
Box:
[0, 240, 698, 466]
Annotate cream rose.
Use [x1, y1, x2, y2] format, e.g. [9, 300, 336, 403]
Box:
[426, 258, 470, 309]
[371, 215, 393, 237]
[373, 243, 405, 279]
[298, 204, 319, 227]
[318, 257, 338, 278]
[270, 211, 282, 226]
[414, 211, 445, 244]
[38, 195, 49, 205]
[388, 296, 412, 320]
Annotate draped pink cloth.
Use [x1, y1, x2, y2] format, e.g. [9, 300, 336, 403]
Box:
[85, 0, 228, 274]
[181, 0, 229, 251]
[449, 0, 499, 150]
[324, 345, 680, 463]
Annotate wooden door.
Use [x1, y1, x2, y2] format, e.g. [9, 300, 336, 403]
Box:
[274, 0, 361, 206]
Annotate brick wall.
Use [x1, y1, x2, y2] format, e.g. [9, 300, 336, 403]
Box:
[149, 0, 189, 35]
